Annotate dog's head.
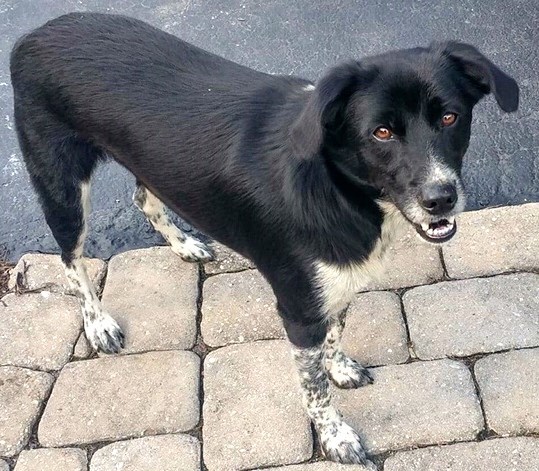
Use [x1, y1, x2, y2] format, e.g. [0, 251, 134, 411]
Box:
[292, 41, 519, 243]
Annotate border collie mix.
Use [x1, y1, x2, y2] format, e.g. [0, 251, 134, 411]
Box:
[11, 13, 518, 465]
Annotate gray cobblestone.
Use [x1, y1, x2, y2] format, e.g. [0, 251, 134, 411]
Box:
[38, 351, 200, 447]
[203, 340, 312, 470]
[205, 242, 255, 275]
[90, 434, 200, 471]
[443, 203, 539, 279]
[403, 274, 539, 359]
[335, 359, 483, 453]
[0, 366, 53, 457]
[101, 247, 198, 354]
[384, 437, 539, 471]
[72, 333, 92, 360]
[0, 293, 81, 370]
[343, 291, 409, 366]
[475, 348, 539, 435]
[8, 253, 105, 293]
[14, 448, 87, 471]
[201, 270, 282, 347]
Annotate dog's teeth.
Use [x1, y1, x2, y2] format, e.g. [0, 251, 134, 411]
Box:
[421, 223, 429, 231]
[447, 216, 455, 224]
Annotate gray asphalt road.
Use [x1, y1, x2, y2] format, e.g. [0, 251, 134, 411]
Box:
[1, 0, 537, 262]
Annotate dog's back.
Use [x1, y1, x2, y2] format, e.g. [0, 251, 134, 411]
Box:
[10, 13, 310, 250]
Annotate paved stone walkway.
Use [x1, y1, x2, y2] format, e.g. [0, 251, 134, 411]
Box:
[1, 203, 538, 470]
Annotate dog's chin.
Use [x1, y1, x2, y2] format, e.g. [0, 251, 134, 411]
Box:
[412, 216, 457, 244]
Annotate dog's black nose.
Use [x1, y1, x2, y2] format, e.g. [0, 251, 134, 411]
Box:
[420, 184, 457, 214]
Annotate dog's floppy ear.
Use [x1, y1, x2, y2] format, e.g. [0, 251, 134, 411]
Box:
[291, 61, 365, 159]
[439, 41, 519, 112]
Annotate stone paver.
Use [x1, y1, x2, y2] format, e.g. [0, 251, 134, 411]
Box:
[363, 228, 444, 291]
[72, 333, 92, 360]
[201, 270, 282, 347]
[101, 247, 198, 354]
[8, 253, 106, 292]
[443, 203, 539, 279]
[15, 448, 87, 471]
[203, 340, 312, 470]
[475, 348, 539, 435]
[384, 437, 539, 471]
[2, 200, 538, 468]
[0, 366, 53, 457]
[90, 434, 200, 471]
[403, 274, 539, 359]
[205, 242, 255, 275]
[0, 292, 81, 370]
[343, 291, 409, 366]
[38, 351, 199, 447]
[335, 359, 483, 454]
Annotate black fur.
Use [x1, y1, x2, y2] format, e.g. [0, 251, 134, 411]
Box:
[10, 13, 519, 350]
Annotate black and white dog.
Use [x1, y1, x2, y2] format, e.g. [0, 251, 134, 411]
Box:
[10, 13, 518, 466]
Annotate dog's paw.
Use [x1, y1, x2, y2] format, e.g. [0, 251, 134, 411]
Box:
[319, 420, 375, 468]
[327, 353, 373, 389]
[85, 313, 125, 354]
[171, 236, 215, 263]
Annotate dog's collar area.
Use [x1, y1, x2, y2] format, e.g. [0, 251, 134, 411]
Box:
[414, 217, 457, 243]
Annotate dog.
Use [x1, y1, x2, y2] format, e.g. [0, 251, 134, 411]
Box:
[10, 12, 519, 466]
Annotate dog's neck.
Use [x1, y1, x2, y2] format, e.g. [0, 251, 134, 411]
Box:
[281, 149, 385, 265]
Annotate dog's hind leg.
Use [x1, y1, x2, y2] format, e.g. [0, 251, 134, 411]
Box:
[133, 183, 214, 262]
[14, 111, 124, 354]
[62, 180, 125, 354]
[324, 309, 373, 389]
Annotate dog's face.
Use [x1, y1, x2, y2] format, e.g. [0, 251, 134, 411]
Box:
[293, 42, 519, 243]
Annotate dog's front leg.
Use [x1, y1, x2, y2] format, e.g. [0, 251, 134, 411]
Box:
[284, 319, 374, 467]
[325, 309, 374, 389]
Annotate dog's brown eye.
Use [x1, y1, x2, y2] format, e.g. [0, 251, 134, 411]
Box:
[442, 112, 457, 127]
[373, 126, 393, 141]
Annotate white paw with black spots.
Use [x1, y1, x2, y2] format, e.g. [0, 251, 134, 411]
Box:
[319, 420, 375, 468]
[85, 313, 125, 354]
[328, 354, 374, 389]
[171, 236, 215, 263]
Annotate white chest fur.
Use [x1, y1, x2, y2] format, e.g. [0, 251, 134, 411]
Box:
[315, 202, 407, 316]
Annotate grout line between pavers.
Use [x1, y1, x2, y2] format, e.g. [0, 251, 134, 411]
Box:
[460, 357, 494, 440]
[204, 265, 256, 279]
[25, 369, 58, 452]
[438, 246, 451, 280]
[1, 457, 15, 471]
[394, 289, 416, 362]
[360, 268, 539, 297]
[193, 263, 210, 471]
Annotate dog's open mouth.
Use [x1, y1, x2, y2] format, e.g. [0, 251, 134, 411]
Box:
[414, 217, 457, 243]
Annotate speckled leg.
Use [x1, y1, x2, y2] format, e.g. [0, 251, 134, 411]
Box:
[133, 183, 214, 262]
[291, 341, 374, 467]
[325, 309, 373, 389]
